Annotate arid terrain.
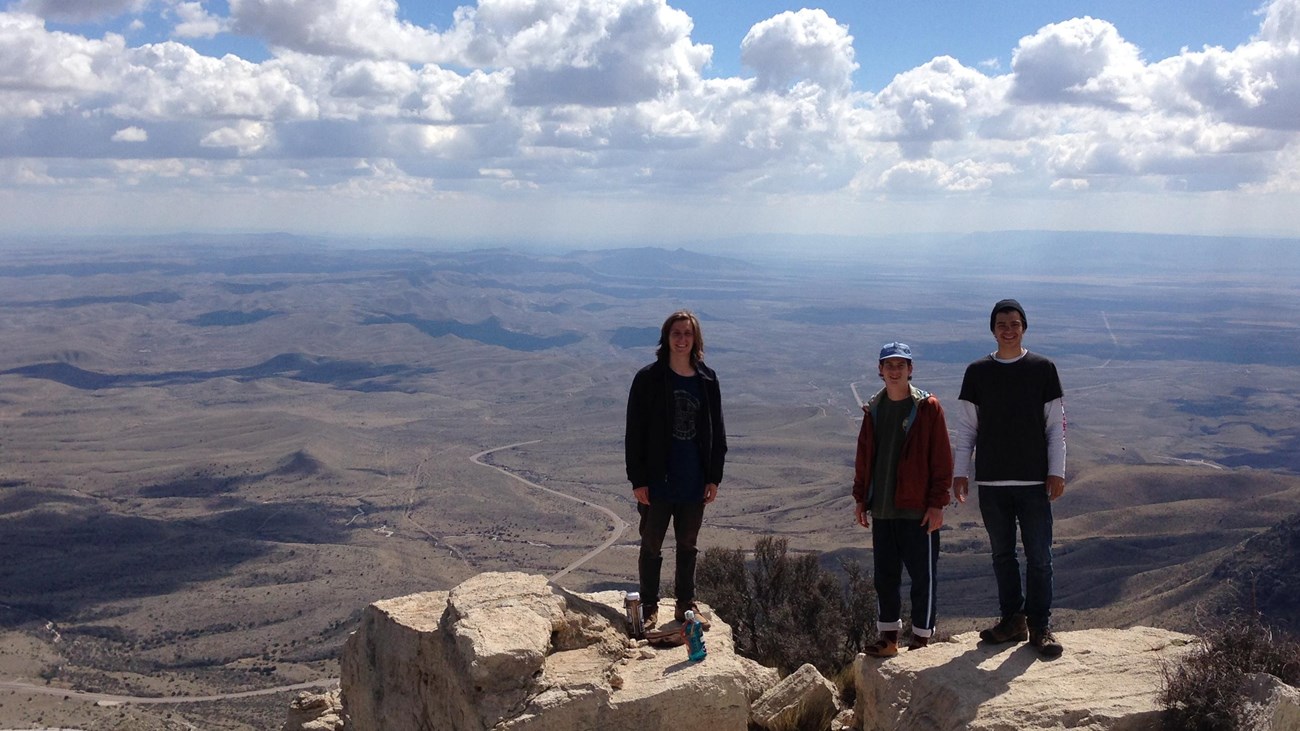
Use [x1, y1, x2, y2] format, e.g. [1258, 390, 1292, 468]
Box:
[1, 233, 1298, 729]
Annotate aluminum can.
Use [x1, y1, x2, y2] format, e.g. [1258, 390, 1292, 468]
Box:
[624, 591, 644, 638]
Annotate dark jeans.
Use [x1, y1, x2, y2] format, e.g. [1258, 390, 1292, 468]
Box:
[978, 484, 1054, 629]
[872, 517, 940, 636]
[637, 500, 705, 612]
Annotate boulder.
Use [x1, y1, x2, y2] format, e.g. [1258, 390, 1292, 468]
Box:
[1240, 672, 1300, 731]
[750, 662, 840, 731]
[855, 627, 1197, 730]
[340, 571, 778, 730]
[283, 688, 345, 731]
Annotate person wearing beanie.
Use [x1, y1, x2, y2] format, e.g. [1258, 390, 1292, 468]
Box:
[953, 299, 1067, 658]
[853, 342, 954, 657]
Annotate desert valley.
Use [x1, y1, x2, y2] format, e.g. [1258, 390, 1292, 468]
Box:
[1, 232, 1298, 729]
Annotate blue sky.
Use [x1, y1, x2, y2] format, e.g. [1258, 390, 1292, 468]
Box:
[5, 0, 1300, 244]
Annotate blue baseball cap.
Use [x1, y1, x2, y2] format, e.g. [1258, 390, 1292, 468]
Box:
[879, 342, 912, 361]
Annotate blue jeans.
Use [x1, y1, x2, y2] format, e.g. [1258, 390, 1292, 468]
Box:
[978, 485, 1054, 629]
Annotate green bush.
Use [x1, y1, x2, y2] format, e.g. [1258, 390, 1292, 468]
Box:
[1160, 615, 1300, 730]
[696, 537, 876, 676]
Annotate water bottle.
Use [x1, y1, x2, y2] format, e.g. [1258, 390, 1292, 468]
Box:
[683, 610, 706, 662]
[624, 591, 644, 638]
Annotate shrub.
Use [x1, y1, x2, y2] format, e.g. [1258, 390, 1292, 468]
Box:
[697, 537, 876, 676]
[1160, 614, 1300, 730]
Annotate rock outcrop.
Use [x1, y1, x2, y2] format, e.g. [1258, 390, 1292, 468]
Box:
[855, 626, 1197, 730]
[750, 662, 841, 731]
[339, 571, 778, 730]
[282, 689, 345, 731]
[317, 575, 1300, 730]
[1240, 672, 1300, 731]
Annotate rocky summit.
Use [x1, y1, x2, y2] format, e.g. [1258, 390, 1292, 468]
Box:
[284, 572, 1300, 731]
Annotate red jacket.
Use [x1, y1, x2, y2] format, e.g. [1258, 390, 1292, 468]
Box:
[853, 386, 954, 512]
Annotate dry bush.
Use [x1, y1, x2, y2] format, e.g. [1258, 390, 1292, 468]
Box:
[697, 537, 876, 677]
[1160, 614, 1300, 730]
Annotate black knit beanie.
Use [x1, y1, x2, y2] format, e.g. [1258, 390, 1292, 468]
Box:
[990, 299, 1027, 332]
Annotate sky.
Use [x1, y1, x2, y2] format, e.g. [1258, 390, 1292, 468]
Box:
[3, 0, 1300, 244]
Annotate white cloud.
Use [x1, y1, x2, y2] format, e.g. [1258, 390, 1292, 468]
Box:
[114, 43, 318, 120]
[1009, 16, 1145, 109]
[740, 9, 857, 93]
[460, 0, 711, 106]
[1153, 26, 1300, 131]
[0, 13, 125, 94]
[4, 0, 1300, 237]
[872, 55, 1000, 159]
[878, 157, 1013, 193]
[112, 125, 148, 141]
[169, 1, 227, 39]
[15, 0, 146, 23]
[1258, 0, 1300, 45]
[229, 0, 445, 61]
[200, 120, 272, 154]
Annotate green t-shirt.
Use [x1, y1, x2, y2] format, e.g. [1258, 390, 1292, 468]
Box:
[870, 394, 924, 520]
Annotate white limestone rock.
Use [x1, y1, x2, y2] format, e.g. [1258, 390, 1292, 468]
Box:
[1239, 672, 1300, 731]
[340, 571, 779, 731]
[282, 688, 345, 731]
[750, 662, 841, 731]
[855, 626, 1198, 730]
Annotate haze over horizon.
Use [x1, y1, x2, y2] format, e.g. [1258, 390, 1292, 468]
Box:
[5, 1, 1300, 243]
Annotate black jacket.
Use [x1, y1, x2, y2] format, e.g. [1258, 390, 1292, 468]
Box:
[625, 359, 726, 491]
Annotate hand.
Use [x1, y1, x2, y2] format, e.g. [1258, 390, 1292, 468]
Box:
[704, 483, 718, 504]
[854, 501, 870, 529]
[633, 486, 650, 505]
[953, 477, 969, 504]
[921, 507, 944, 534]
[1046, 475, 1065, 501]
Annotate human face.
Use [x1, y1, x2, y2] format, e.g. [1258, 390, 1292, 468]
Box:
[879, 357, 912, 389]
[668, 319, 695, 360]
[993, 310, 1025, 353]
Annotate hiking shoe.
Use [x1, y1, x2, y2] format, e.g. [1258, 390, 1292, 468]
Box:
[907, 633, 930, 651]
[1029, 627, 1063, 658]
[863, 630, 899, 658]
[674, 602, 711, 630]
[643, 608, 658, 629]
[979, 613, 1028, 644]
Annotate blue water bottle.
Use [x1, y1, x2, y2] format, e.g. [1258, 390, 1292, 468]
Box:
[683, 610, 707, 662]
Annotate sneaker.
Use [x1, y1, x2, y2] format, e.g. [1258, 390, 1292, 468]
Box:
[979, 613, 1028, 644]
[907, 633, 930, 651]
[863, 630, 899, 658]
[1029, 627, 1063, 658]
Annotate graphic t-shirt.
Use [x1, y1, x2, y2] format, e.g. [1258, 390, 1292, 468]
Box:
[655, 371, 705, 502]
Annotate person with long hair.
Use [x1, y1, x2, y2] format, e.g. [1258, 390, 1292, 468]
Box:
[625, 310, 727, 628]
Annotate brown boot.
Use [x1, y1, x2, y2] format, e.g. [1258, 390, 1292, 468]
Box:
[863, 630, 899, 658]
[674, 602, 711, 630]
[1029, 627, 1063, 658]
[979, 613, 1028, 644]
[907, 632, 930, 650]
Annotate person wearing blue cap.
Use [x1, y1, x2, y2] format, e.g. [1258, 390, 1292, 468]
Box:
[853, 341, 954, 657]
[953, 299, 1067, 658]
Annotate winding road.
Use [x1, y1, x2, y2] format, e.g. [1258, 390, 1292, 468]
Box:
[3, 440, 629, 708]
[0, 678, 337, 706]
[469, 440, 631, 583]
